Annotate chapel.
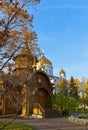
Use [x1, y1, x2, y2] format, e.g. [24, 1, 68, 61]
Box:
[0, 46, 60, 117]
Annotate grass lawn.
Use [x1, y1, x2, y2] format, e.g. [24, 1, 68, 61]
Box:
[0, 122, 34, 130]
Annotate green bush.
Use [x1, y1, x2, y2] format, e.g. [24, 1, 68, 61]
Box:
[52, 94, 78, 115]
[76, 107, 88, 113]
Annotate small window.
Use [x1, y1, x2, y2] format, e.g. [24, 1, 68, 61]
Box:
[38, 78, 41, 83]
[55, 79, 57, 81]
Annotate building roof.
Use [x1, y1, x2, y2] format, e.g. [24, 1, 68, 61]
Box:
[13, 45, 37, 62]
[37, 56, 52, 66]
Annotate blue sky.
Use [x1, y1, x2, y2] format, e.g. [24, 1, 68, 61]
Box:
[32, 0, 88, 79]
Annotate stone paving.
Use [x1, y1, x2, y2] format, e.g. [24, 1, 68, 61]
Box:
[0, 117, 88, 130]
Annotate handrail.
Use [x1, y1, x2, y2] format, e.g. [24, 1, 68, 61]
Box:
[52, 103, 62, 116]
[38, 103, 45, 114]
[33, 103, 45, 117]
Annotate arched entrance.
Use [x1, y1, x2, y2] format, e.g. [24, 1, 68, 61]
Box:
[35, 88, 51, 108]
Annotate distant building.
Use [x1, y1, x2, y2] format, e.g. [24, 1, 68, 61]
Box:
[37, 54, 60, 82]
[36, 54, 60, 94]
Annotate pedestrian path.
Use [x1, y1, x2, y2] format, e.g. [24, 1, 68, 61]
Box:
[0, 117, 88, 130]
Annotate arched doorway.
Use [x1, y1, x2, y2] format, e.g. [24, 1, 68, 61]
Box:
[35, 88, 51, 108]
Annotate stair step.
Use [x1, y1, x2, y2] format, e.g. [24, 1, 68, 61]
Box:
[45, 108, 62, 118]
[32, 114, 43, 118]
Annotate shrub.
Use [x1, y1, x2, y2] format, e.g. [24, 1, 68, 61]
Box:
[52, 94, 78, 115]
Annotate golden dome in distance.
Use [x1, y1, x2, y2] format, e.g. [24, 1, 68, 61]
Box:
[60, 69, 66, 75]
[32, 64, 36, 69]
[38, 56, 52, 66]
[40, 64, 45, 69]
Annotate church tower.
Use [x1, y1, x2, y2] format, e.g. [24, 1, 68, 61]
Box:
[36, 54, 53, 76]
[13, 45, 37, 76]
[59, 68, 66, 79]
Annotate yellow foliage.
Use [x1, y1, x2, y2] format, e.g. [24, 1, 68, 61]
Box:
[0, 0, 40, 66]
[8, 42, 17, 50]
[84, 81, 88, 88]
[1, 2, 8, 6]
[23, 31, 36, 43]
[21, 10, 29, 19]
[74, 78, 80, 92]
[83, 82, 88, 96]
[21, 26, 28, 33]
[8, 5, 15, 14]
[56, 79, 67, 89]
[9, 30, 21, 36]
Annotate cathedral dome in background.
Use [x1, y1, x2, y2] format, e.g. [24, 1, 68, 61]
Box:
[36, 55, 53, 76]
[59, 69, 66, 75]
[37, 56, 52, 66]
[59, 69, 66, 79]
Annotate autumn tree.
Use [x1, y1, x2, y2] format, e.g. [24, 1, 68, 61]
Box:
[56, 78, 68, 96]
[79, 81, 88, 110]
[83, 81, 88, 96]
[68, 76, 79, 100]
[0, 0, 40, 72]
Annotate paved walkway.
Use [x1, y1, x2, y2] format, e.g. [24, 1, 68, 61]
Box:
[0, 117, 88, 130]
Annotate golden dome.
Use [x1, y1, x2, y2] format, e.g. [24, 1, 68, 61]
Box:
[32, 64, 36, 69]
[40, 64, 45, 69]
[38, 56, 52, 66]
[60, 69, 66, 75]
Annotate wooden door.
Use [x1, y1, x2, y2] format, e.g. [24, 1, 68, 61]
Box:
[35, 88, 50, 108]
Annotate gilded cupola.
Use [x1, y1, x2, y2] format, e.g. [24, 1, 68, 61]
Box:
[60, 69, 66, 75]
[59, 69, 66, 79]
[36, 55, 53, 76]
[37, 56, 52, 66]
